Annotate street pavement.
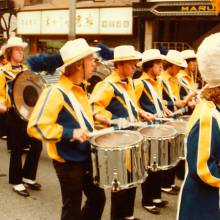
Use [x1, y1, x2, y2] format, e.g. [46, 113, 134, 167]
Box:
[0, 139, 180, 220]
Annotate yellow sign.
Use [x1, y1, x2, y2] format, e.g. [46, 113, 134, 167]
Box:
[181, 5, 215, 12]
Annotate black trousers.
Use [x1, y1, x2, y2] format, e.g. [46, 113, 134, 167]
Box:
[175, 159, 185, 180]
[161, 160, 186, 188]
[0, 112, 7, 138]
[8, 108, 42, 184]
[53, 159, 106, 220]
[141, 170, 161, 206]
[161, 167, 176, 188]
[111, 187, 136, 220]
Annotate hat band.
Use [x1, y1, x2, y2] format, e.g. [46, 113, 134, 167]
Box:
[63, 48, 92, 64]
[114, 55, 138, 60]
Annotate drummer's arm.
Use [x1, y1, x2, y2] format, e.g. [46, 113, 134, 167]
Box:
[133, 79, 156, 121]
[27, 87, 68, 142]
[138, 108, 155, 122]
[90, 81, 114, 126]
[133, 78, 143, 103]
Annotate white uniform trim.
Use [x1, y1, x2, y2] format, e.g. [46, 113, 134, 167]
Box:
[142, 80, 164, 117]
[55, 85, 94, 130]
[107, 80, 137, 122]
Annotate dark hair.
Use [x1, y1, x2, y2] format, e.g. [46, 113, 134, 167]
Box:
[186, 58, 196, 64]
[142, 60, 154, 72]
[142, 59, 162, 72]
[0, 55, 4, 61]
[163, 61, 172, 70]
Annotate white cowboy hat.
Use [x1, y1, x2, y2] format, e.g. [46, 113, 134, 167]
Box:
[197, 32, 220, 88]
[57, 38, 100, 72]
[165, 50, 187, 68]
[111, 45, 141, 62]
[181, 49, 196, 60]
[139, 49, 165, 66]
[1, 36, 27, 54]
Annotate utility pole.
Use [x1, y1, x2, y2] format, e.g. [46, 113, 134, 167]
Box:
[69, 0, 76, 40]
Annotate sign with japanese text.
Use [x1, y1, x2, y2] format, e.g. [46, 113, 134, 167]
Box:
[100, 8, 132, 34]
[17, 7, 132, 35]
[76, 9, 99, 34]
[41, 10, 68, 34]
[17, 11, 41, 34]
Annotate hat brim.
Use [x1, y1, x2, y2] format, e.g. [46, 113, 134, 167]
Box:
[138, 55, 165, 67]
[1, 42, 27, 54]
[165, 57, 187, 68]
[110, 57, 141, 63]
[185, 55, 197, 60]
[57, 47, 100, 72]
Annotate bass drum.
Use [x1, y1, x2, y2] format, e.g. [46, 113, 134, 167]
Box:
[12, 70, 60, 121]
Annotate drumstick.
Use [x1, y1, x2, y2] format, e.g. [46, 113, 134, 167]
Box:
[155, 117, 174, 122]
[89, 127, 115, 138]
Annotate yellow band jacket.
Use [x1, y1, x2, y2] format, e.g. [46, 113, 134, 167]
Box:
[27, 75, 94, 162]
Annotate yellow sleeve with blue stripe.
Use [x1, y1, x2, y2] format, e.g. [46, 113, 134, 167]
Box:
[27, 87, 69, 141]
[90, 81, 113, 119]
[187, 103, 220, 188]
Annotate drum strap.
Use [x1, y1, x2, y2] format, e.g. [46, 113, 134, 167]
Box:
[179, 77, 195, 94]
[0, 69, 16, 79]
[55, 85, 94, 131]
[161, 78, 177, 102]
[106, 80, 137, 122]
[142, 80, 164, 117]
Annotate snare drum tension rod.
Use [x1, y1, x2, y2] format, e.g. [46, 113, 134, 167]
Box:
[111, 172, 120, 192]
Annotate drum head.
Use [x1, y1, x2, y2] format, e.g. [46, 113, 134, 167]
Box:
[12, 71, 45, 121]
[138, 125, 177, 139]
[90, 130, 143, 149]
[165, 121, 187, 135]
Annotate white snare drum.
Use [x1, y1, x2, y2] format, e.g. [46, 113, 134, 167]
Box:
[138, 125, 177, 170]
[165, 120, 188, 160]
[90, 130, 146, 190]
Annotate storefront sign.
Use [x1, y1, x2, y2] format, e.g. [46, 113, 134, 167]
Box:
[17, 7, 132, 35]
[100, 8, 132, 34]
[17, 11, 41, 34]
[41, 10, 68, 34]
[76, 9, 99, 34]
[133, 1, 217, 17]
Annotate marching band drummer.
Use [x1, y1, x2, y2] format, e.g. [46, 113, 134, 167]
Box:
[161, 50, 195, 113]
[177, 32, 220, 220]
[134, 49, 172, 215]
[0, 36, 42, 197]
[27, 38, 106, 220]
[90, 45, 155, 220]
[175, 49, 198, 181]
[178, 49, 197, 93]
[178, 49, 198, 110]
[159, 50, 193, 196]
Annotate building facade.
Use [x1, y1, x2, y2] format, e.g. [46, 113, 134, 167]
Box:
[3, 0, 220, 53]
